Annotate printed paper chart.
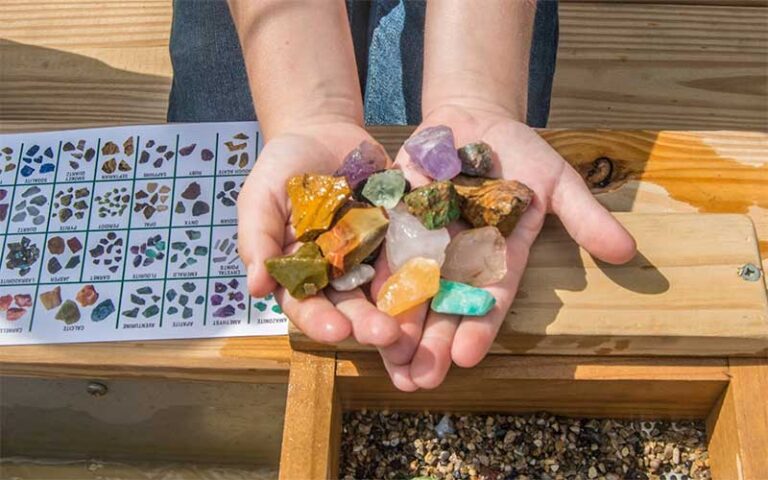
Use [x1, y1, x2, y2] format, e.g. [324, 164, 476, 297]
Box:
[0, 121, 288, 345]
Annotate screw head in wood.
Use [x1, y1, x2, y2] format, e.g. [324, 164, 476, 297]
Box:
[738, 263, 762, 282]
[86, 381, 108, 397]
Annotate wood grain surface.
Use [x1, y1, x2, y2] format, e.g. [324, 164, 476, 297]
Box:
[1, 1, 766, 131]
[336, 354, 729, 419]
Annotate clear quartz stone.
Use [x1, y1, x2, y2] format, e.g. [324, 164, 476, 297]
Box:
[385, 204, 450, 273]
[441, 226, 507, 286]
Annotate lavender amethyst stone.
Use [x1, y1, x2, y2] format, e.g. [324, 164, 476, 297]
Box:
[211, 294, 223, 306]
[404, 125, 461, 180]
[334, 140, 387, 189]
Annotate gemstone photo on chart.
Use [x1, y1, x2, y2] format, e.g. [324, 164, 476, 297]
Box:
[212, 177, 242, 225]
[0, 234, 45, 284]
[0, 186, 13, 234]
[8, 184, 53, 234]
[167, 227, 210, 279]
[97, 136, 135, 180]
[57, 137, 97, 182]
[35, 283, 118, 327]
[0, 285, 37, 327]
[210, 225, 244, 277]
[175, 125, 216, 177]
[251, 292, 288, 334]
[163, 279, 206, 326]
[40, 233, 84, 283]
[18, 141, 57, 184]
[49, 184, 91, 232]
[171, 177, 213, 227]
[119, 280, 164, 326]
[82, 230, 127, 282]
[131, 179, 173, 228]
[135, 132, 176, 178]
[124, 229, 168, 281]
[89, 181, 132, 230]
[0, 142, 19, 185]
[208, 277, 248, 323]
[217, 129, 256, 175]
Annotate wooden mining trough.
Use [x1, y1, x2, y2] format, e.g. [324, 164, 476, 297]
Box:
[1, 129, 767, 479]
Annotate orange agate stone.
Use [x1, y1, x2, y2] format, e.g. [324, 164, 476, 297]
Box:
[376, 257, 440, 317]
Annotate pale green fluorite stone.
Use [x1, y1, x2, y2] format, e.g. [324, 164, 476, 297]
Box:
[361, 170, 406, 209]
[430, 279, 495, 316]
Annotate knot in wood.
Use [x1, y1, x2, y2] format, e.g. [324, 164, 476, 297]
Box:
[585, 157, 614, 189]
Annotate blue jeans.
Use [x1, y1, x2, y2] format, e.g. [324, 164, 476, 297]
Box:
[168, 0, 558, 127]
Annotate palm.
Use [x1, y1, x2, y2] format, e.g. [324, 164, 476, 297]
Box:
[372, 105, 636, 391]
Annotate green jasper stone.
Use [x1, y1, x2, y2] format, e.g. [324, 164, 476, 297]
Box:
[403, 180, 460, 229]
[430, 279, 496, 316]
[264, 242, 329, 299]
[361, 170, 406, 209]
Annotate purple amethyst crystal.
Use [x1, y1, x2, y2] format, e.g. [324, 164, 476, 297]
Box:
[210, 294, 223, 306]
[213, 305, 236, 318]
[404, 125, 461, 180]
[334, 140, 387, 189]
[214, 282, 226, 293]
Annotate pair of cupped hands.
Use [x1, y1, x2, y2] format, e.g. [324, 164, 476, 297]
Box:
[238, 102, 637, 391]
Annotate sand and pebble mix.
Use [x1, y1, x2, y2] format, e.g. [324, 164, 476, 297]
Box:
[341, 411, 710, 480]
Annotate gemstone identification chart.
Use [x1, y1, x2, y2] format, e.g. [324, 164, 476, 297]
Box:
[0, 122, 287, 345]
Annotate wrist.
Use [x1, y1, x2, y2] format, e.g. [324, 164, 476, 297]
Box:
[259, 93, 363, 141]
[422, 73, 527, 123]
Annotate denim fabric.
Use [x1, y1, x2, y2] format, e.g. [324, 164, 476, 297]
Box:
[168, 0, 558, 127]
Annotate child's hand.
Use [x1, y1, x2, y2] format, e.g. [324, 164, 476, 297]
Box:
[238, 121, 401, 348]
[372, 104, 637, 391]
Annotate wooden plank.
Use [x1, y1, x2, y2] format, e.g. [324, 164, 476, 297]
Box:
[551, 4, 768, 130]
[707, 359, 768, 479]
[291, 213, 768, 357]
[0, 337, 291, 383]
[279, 350, 340, 480]
[1, 2, 766, 132]
[336, 354, 729, 419]
[706, 358, 768, 479]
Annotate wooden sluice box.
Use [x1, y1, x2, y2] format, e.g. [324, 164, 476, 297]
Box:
[283, 212, 768, 480]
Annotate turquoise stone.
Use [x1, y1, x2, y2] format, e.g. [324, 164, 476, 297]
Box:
[430, 279, 495, 316]
[361, 169, 406, 209]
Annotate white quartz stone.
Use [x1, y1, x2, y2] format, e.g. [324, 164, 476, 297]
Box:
[385, 204, 450, 272]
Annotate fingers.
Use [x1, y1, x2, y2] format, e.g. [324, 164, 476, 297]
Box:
[238, 175, 287, 297]
[551, 165, 637, 265]
[277, 289, 352, 344]
[451, 206, 544, 368]
[380, 352, 420, 392]
[409, 312, 460, 389]
[325, 288, 400, 347]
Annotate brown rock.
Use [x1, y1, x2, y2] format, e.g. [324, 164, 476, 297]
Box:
[40, 286, 62, 310]
[453, 175, 533, 236]
[316, 207, 389, 278]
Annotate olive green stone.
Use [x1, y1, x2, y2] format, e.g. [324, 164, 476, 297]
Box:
[265, 242, 330, 299]
[430, 279, 496, 316]
[403, 180, 460, 230]
[55, 300, 81, 324]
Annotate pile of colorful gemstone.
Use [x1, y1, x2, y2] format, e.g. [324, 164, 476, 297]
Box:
[265, 125, 533, 317]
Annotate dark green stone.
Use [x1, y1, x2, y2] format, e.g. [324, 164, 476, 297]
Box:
[55, 300, 81, 324]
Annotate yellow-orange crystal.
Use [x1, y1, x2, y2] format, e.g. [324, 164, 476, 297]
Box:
[376, 257, 440, 317]
[287, 174, 351, 241]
